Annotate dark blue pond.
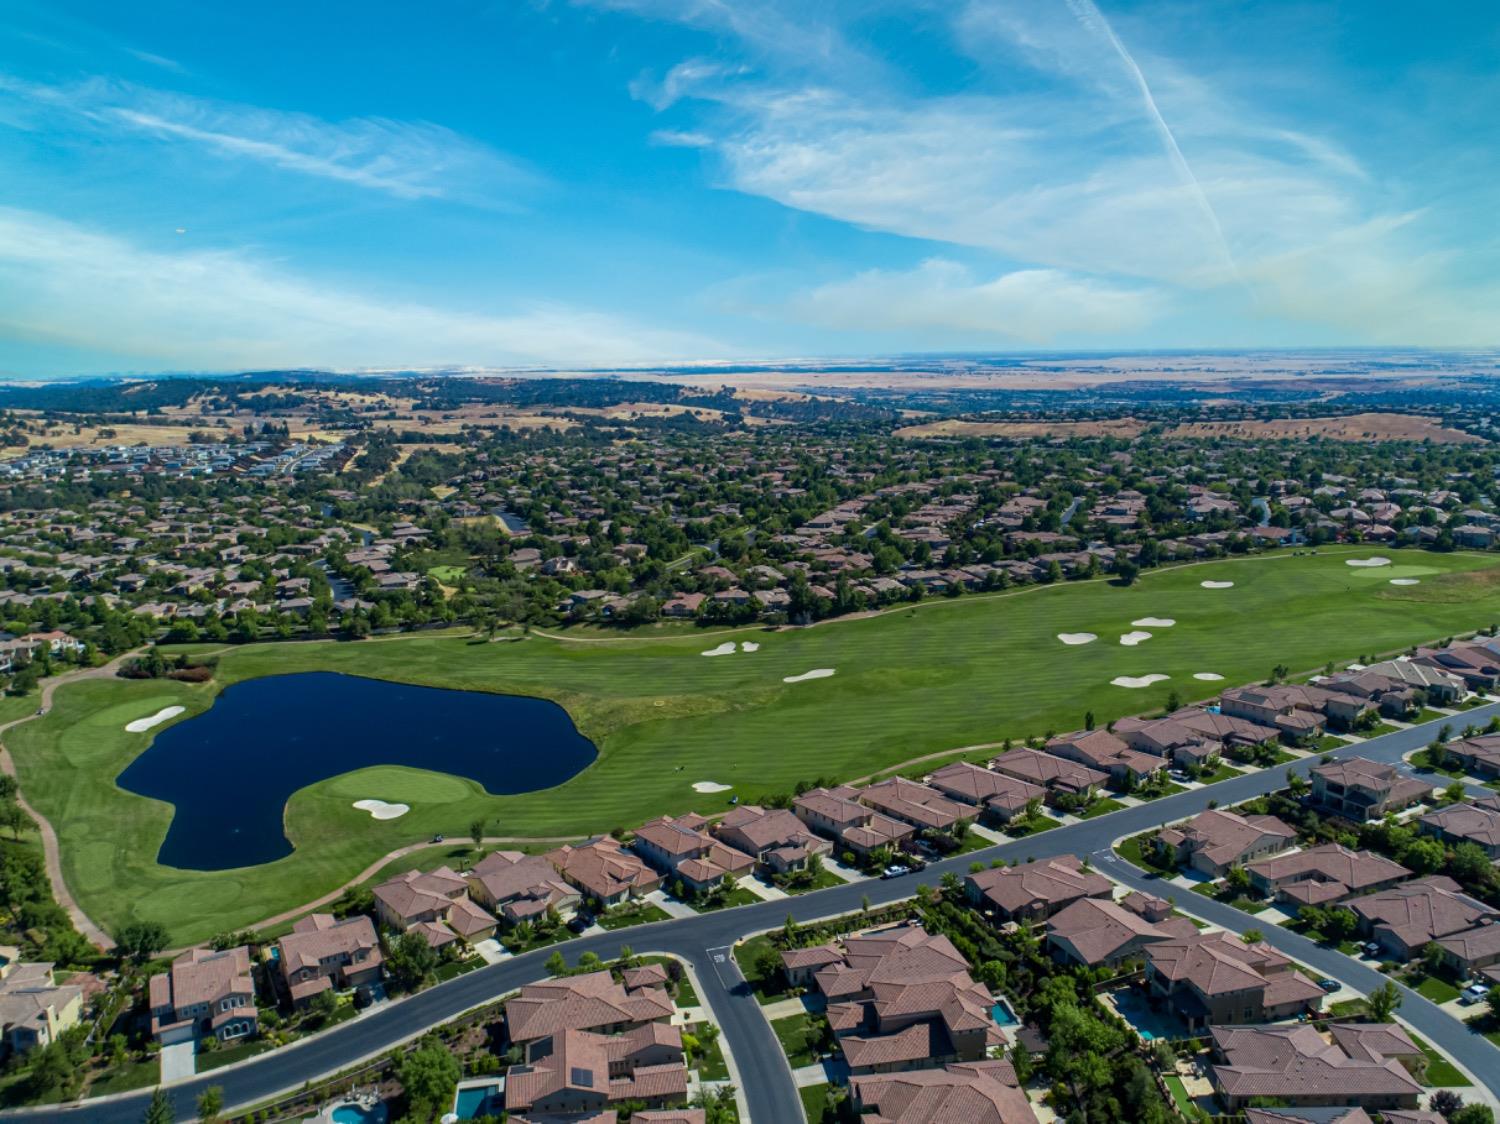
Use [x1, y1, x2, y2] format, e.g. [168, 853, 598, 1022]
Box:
[116, 671, 597, 872]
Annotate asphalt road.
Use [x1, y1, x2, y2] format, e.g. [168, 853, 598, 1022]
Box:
[13, 704, 1499, 1123]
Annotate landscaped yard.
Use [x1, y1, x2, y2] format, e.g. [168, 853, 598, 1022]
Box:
[1413, 976, 1462, 1005]
[1190, 881, 1269, 912]
[777, 867, 847, 894]
[1115, 831, 1176, 874]
[1163, 1074, 1206, 1121]
[597, 902, 671, 930]
[689, 886, 762, 912]
[799, 1083, 836, 1124]
[691, 1024, 730, 1081]
[772, 1011, 829, 1067]
[733, 935, 789, 1004]
[1005, 813, 1061, 838]
[21, 545, 1500, 942]
[1410, 1032, 1467, 1086]
[1193, 762, 1243, 784]
[1079, 798, 1127, 819]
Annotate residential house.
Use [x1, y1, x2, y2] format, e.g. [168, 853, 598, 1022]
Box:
[794, 786, 915, 858]
[713, 805, 830, 874]
[1359, 659, 1466, 705]
[849, 1059, 1040, 1124]
[1417, 797, 1500, 858]
[631, 815, 755, 894]
[1443, 736, 1500, 781]
[1044, 896, 1197, 968]
[372, 867, 497, 948]
[546, 837, 661, 908]
[1044, 729, 1164, 787]
[964, 855, 1111, 923]
[989, 749, 1107, 802]
[504, 968, 675, 1048]
[149, 946, 259, 1045]
[503, 1026, 688, 1116]
[1210, 1024, 1423, 1111]
[1246, 844, 1411, 907]
[1145, 931, 1324, 1030]
[1349, 875, 1500, 960]
[857, 778, 971, 834]
[784, 923, 1003, 1076]
[466, 850, 582, 924]
[1219, 685, 1341, 740]
[1112, 716, 1223, 769]
[1413, 644, 1500, 692]
[1167, 709, 1282, 751]
[1310, 757, 1432, 822]
[276, 914, 383, 1007]
[1435, 922, 1500, 979]
[926, 762, 1046, 823]
[1156, 809, 1297, 877]
[0, 949, 83, 1055]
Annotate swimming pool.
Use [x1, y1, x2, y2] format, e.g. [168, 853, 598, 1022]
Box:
[990, 1000, 1018, 1026]
[453, 1082, 504, 1118]
[330, 1105, 386, 1124]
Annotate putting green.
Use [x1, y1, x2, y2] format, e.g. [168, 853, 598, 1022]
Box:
[11, 545, 1500, 943]
[325, 767, 473, 804]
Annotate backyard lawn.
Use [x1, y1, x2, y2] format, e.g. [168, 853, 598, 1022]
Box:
[772, 1011, 829, 1067]
[15, 546, 1500, 942]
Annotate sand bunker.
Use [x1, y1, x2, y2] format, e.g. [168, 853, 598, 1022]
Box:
[1132, 617, 1175, 628]
[1111, 674, 1170, 688]
[701, 642, 737, 657]
[1193, 672, 1226, 681]
[784, 668, 835, 683]
[1057, 633, 1098, 646]
[1390, 578, 1420, 586]
[741, 642, 760, 652]
[353, 799, 409, 821]
[125, 706, 185, 733]
[1201, 581, 1234, 589]
[692, 781, 732, 794]
[1346, 556, 1392, 568]
[1120, 631, 1153, 646]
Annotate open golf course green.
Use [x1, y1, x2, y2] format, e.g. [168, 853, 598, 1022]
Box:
[10, 545, 1500, 944]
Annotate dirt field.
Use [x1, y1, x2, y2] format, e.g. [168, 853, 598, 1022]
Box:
[895, 418, 1147, 440]
[1166, 412, 1480, 444]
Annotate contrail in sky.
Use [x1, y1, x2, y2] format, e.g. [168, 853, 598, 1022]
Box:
[1065, 0, 1241, 282]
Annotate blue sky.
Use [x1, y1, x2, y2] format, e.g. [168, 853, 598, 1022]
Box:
[0, 0, 1497, 376]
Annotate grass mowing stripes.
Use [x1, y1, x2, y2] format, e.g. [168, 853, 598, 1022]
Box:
[11, 547, 1500, 942]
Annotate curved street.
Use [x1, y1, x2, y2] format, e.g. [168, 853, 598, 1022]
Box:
[6, 704, 1499, 1122]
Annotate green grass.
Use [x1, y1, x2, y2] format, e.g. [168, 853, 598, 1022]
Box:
[1163, 1074, 1206, 1121]
[1410, 1032, 1467, 1087]
[1194, 762, 1243, 784]
[1414, 976, 1462, 1004]
[16, 547, 1500, 942]
[197, 1037, 277, 1072]
[597, 902, 671, 930]
[692, 1025, 730, 1081]
[771, 1012, 827, 1067]
[1115, 832, 1176, 874]
[692, 886, 762, 912]
[1408, 748, 1468, 777]
[1005, 814, 1060, 838]
[1079, 798, 1126, 819]
[734, 935, 787, 1003]
[799, 1083, 833, 1124]
[1190, 881, 1269, 912]
[778, 867, 847, 894]
[86, 1057, 160, 1098]
[427, 565, 467, 584]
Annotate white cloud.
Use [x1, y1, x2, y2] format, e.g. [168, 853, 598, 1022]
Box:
[0, 207, 722, 368]
[608, 0, 1499, 343]
[0, 73, 533, 202]
[793, 259, 1161, 341]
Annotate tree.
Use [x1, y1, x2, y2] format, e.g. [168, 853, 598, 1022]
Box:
[387, 931, 439, 990]
[1452, 1106, 1495, 1124]
[469, 819, 486, 850]
[1430, 1090, 1464, 1118]
[309, 987, 339, 1024]
[1241, 928, 1264, 944]
[1452, 842, 1494, 890]
[1326, 908, 1358, 941]
[399, 1038, 461, 1120]
[1367, 979, 1402, 1022]
[114, 920, 169, 963]
[142, 1088, 174, 1124]
[195, 1086, 224, 1124]
[1225, 866, 1251, 895]
[545, 950, 568, 977]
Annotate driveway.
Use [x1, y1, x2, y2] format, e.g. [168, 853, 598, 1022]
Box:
[11, 703, 1500, 1124]
[158, 1040, 195, 1084]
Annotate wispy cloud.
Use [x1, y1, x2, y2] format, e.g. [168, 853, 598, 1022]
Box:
[792, 259, 1161, 341]
[0, 206, 722, 368]
[0, 73, 535, 202]
[605, 0, 1497, 342]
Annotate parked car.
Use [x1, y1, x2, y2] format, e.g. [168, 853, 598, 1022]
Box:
[881, 865, 911, 880]
[1318, 978, 1340, 992]
[1362, 942, 1381, 957]
[1461, 984, 1490, 1005]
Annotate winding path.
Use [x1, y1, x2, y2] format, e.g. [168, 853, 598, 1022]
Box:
[0, 651, 145, 951]
[5, 706, 1500, 1123]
